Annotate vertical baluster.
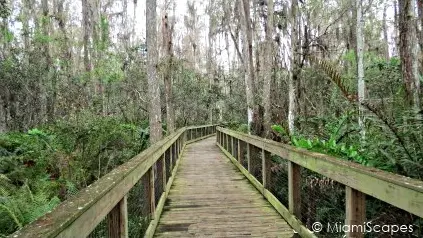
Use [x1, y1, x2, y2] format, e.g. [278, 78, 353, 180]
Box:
[143, 168, 155, 219]
[237, 139, 241, 164]
[231, 136, 234, 156]
[162, 154, 167, 190]
[107, 195, 128, 238]
[288, 162, 301, 219]
[220, 131, 222, 145]
[225, 134, 229, 151]
[177, 139, 179, 156]
[169, 145, 173, 172]
[247, 143, 251, 173]
[345, 187, 365, 238]
[262, 149, 271, 190]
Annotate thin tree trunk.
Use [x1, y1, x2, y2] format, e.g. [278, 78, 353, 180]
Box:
[356, 0, 366, 141]
[263, 0, 274, 138]
[288, 0, 299, 135]
[162, 9, 175, 134]
[241, 0, 256, 135]
[42, 0, 55, 123]
[399, 0, 421, 112]
[147, 0, 162, 143]
[207, 0, 215, 124]
[383, 2, 390, 60]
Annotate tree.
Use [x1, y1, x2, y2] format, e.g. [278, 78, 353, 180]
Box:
[147, 0, 162, 143]
[398, 0, 421, 112]
[241, 0, 256, 134]
[162, 0, 175, 134]
[288, 0, 299, 135]
[263, 0, 274, 138]
[356, 0, 366, 140]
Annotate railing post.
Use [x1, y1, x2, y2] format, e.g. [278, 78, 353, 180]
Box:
[237, 139, 241, 164]
[169, 145, 173, 172]
[247, 143, 251, 173]
[177, 139, 180, 156]
[162, 154, 166, 190]
[143, 168, 155, 219]
[262, 149, 271, 190]
[225, 134, 229, 151]
[107, 195, 128, 238]
[150, 167, 156, 216]
[220, 131, 223, 145]
[288, 161, 301, 219]
[231, 136, 234, 157]
[345, 187, 366, 238]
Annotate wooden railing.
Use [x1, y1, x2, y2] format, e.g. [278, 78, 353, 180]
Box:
[216, 127, 423, 238]
[12, 125, 216, 238]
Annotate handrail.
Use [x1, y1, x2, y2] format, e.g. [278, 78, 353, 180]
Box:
[12, 125, 217, 238]
[216, 127, 423, 238]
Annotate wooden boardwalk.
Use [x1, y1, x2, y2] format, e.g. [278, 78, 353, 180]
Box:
[154, 137, 295, 237]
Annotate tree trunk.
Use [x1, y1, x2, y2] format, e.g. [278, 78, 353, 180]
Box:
[42, 0, 55, 123]
[263, 0, 274, 138]
[356, 0, 366, 141]
[82, 0, 91, 75]
[417, 0, 423, 70]
[399, 0, 421, 112]
[288, 0, 299, 135]
[162, 9, 175, 134]
[383, 2, 390, 60]
[241, 0, 256, 135]
[147, 0, 162, 143]
[207, 0, 215, 125]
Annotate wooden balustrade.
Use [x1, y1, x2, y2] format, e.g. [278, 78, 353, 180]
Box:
[216, 127, 423, 238]
[12, 125, 216, 238]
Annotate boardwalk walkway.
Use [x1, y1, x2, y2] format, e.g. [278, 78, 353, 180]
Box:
[154, 137, 295, 237]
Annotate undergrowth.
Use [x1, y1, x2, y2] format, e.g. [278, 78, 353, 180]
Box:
[0, 115, 149, 236]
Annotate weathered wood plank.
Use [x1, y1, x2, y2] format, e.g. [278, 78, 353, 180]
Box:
[107, 195, 128, 238]
[345, 186, 366, 238]
[288, 161, 301, 219]
[154, 138, 295, 238]
[218, 143, 316, 238]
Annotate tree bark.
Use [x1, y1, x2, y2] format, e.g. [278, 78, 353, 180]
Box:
[42, 0, 55, 123]
[399, 0, 421, 111]
[162, 7, 175, 134]
[288, 0, 299, 135]
[383, 2, 390, 60]
[207, 0, 215, 125]
[147, 0, 162, 143]
[356, 0, 366, 141]
[241, 0, 256, 135]
[263, 0, 274, 138]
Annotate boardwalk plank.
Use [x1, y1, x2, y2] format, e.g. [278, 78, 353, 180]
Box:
[154, 137, 295, 238]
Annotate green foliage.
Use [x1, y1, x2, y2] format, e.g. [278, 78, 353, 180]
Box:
[94, 54, 124, 83]
[0, 116, 148, 236]
[272, 113, 366, 165]
[1, 27, 13, 43]
[0, 0, 10, 18]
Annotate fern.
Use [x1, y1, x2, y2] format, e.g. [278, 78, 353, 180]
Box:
[309, 55, 415, 171]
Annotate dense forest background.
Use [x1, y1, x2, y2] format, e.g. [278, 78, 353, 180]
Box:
[1, 0, 423, 236]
